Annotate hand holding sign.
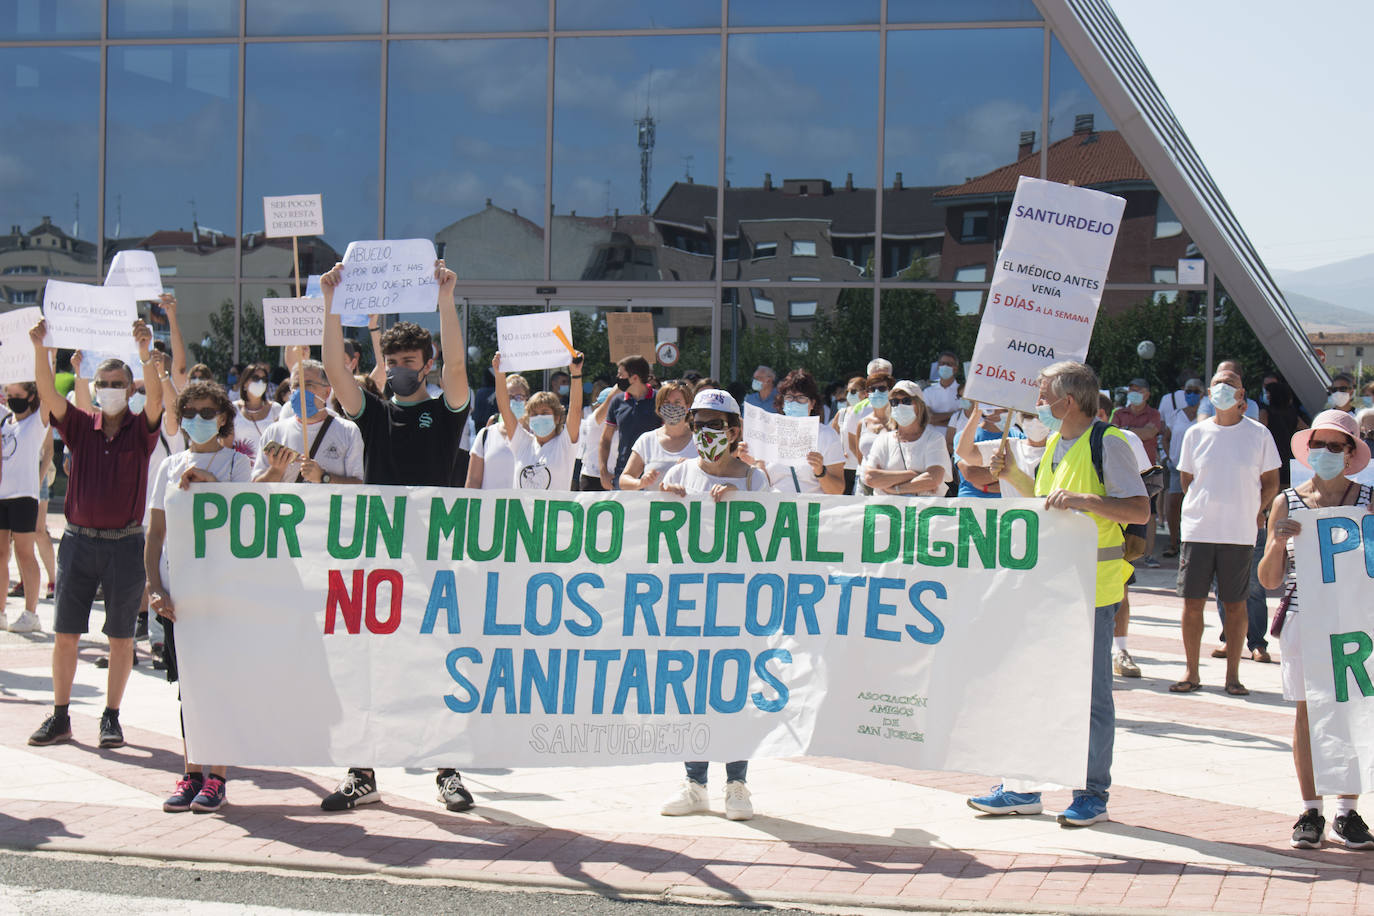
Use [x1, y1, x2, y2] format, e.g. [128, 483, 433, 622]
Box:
[495, 310, 575, 373]
[42, 280, 139, 352]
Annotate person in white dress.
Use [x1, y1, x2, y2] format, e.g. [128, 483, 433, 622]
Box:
[860, 380, 952, 497]
[491, 351, 584, 491]
[619, 380, 695, 491]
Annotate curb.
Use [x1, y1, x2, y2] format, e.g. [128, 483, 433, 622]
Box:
[3, 840, 1240, 916]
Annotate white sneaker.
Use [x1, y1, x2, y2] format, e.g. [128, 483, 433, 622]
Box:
[723, 780, 754, 821]
[7, 611, 40, 634]
[660, 779, 708, 816]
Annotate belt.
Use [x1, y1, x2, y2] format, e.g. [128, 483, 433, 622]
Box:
[1097, 544, 1125, 562]
[67, 524, 145, 540]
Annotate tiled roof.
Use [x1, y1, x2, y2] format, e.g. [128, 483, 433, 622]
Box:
[933, 130, 1150, 200]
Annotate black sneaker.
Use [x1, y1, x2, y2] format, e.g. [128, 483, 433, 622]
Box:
[28, 714, 71, 746]
[436, 769, 474, 812]
[163, 774, 203, 813]
[98, 711, 125, 749]
[1291, 808, 1325, 849]
[321, 768, 379, 811]
[1332, 810, 1374, 849]
[135, 612, 148, 639]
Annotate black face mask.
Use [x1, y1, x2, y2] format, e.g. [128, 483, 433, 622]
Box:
[7, 396, 32, 414]
[615, 377, 630, 391]
[387, 366, 425, 397]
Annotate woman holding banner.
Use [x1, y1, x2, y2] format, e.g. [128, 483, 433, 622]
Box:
[620, 380, 696, 491]
[859, 381, 951, 498]
[232, 362, 280, 458]
[763, 369, 845, 495]
[1258, 409, 1374, 850]
[493, 351, 585, 491]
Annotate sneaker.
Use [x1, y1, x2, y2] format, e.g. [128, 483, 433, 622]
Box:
[190, 775, 227, 813]
[1291, 808, 1325, 849]
[1144, 556, 1161, 569]
[7, 611, 40, 634]
[98, 711, 124, 749]
[7, 582, 23, 598]
[135, 613, 148, 639]
[1332, 810, 1374, 849]
[436, 770, 474, 812]
[724, 780, 754, 821]
[44, 583, 54, 600]
[163, 774, 204, 812]
[967, 784, 1043, 816]
[1058, 794, 1109, 827]
[321, 768, 380, 811]
[660, 779, 709, 816]
[1113, 649, 1141, 678]
[28, 714, 71, 746]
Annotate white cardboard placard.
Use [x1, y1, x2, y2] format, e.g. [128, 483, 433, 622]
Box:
[263, 194, 324, 238]
[264, 297, 325, 346]
[103, 250, 164, 301]
[744, 403, 819, 466]
[0, 307, 43, 385]
[496, 310, 575, 373]
[335, 239, 438, 315]
[41, 280, 139, 353]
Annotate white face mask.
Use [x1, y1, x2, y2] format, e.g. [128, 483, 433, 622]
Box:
[94, 387, 129, 415]
[1020, 417, 1050, 442]
[246, 380, 268, 399]
[128, 392, 147, 415]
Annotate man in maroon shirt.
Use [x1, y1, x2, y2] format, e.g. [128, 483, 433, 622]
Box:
[1111, 378, 1164, 567]
[27, 317, 164, 750]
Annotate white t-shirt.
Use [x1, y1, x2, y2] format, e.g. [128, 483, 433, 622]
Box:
[1166, 407, 1197, 466]
[630, 428, 697, 481]
[662, 460, 769, 495]
[1178, 416, 1281, 544]
[253, 412, 365, 482]
[461, 415, 474, 451]
[0, 411, 48, 500]
[509, 423, 577, 491]
[233, 401, 281, 456]
[862, 425, 952, 492]
[1197, 396, 1260, 421]
[766, 422, 845, 494]
[579, 415, 617, 478]
[143, 427, 187, 526]
[470, 422, 517, 490]
[149, 447, 253, 581]
[923, 380, 962, 419]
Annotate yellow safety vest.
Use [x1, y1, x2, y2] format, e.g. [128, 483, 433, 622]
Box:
[1035, 428, 1132, 607]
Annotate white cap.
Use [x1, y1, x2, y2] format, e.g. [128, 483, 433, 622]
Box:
[892, 380, 922, 399]
[690, 388, 740, 415]
[867, 357, 893, 376]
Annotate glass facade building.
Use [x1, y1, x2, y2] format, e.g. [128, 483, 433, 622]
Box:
[0, 0, 1245, 384]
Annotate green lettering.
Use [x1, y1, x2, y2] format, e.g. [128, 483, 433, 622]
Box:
[230, 492, 267, 559]
[504, 499, 545, 562]
[957, 508, 997, 569]
[804, 502, 843, 562]
[193, 492, 228, 559]
[466, 498, 505, 562]
[328, 494, 366, 560]
[648, 501, 686, 564]
[585, 501, 624, 564]
[545, 501, 583, 563]
[427, 496, 467, 561]
[1331, 631, 1374, 703]
[862, 504, 901, 563]
[365, 494, 406, 559]
[266, 493, 305, 558]
[999, 509, 1039, 570]
[765, 502, 802, 562]
[917, 506, 956, 566]
[687, 501, 726, 563]
[727, 500, 766, 563]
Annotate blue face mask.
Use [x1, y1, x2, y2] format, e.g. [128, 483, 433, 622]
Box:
[1126, 390, 1144, 407]
[290, 389, 320, 418]
[1184, 391, 1202, 407]
[1308, 448, 1347, 481]
[528, 414, 556, 438]
[937, 365, 955, 381]
[751, 378, 764, 392]
[557, 385, 570, 397]
[782, 400, 810, 418]
[1209, 384, 1238, 411]
[510, 398, 526, 419]
[868, 390, 890, 409]
[846, 391, 861, 408]
[1036, 401, 1063, 434]
[891, 404, 917, 427]
[183, 414, 220, 445]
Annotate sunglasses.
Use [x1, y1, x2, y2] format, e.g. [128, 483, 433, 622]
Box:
[181, 406, 220, 420]
[889, 396, 915, 406]
[1308, 439, 1350, 454]
[782, 395, 810, 404]
[691, 419, 729, 432]
[869, 385, 890, 393]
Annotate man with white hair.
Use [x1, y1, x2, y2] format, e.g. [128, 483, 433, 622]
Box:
[744, 365, 777, 414]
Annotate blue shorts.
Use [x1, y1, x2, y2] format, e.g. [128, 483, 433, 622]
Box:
[54, 530, 146, 639]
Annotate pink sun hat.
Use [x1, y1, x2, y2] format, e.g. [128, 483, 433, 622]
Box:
[1292, 409, 1371, 475]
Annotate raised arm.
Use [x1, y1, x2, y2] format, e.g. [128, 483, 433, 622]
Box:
[367, 315, 386, 393]
[28, 319, 67, 425]
[160, 293, 189, 389]
[134, 318, 164, 431]
[491, 353, 518, 439]
[566, 352, 584, 444]
[321, 262, 363, 418]
[436, 260, 469, 411]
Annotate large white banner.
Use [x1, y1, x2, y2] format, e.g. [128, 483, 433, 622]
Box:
[964, 177, 1126, 413]
[166, 487, 1097, 784]
[1291, 507, 1374, 795]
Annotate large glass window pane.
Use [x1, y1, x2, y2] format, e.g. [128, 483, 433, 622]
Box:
[105, 46, 238, 278]
[552, 35, 719, 281]
[1, 48, 100, 281]
[878, 287, 976, 384]
[243, 41, 379, 278]
[390, 39, 546, 281]
[390, 0, 546, 32]
[247, 0, 380, 36]
[162, 282, 236, 372]
[887, 0, 1041, 22]
[0, 1, 100, 39]
[723, 285, 872, 390]
[885, 28, 1042, 283]
[556, 1, 719, 30]
[728, 1, 878, 27]
[724, 32, 878, 288]
[109, 0, 239, 38]
[1048, 34, 1113, 143]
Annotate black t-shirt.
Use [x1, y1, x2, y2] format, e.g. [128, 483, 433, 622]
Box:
[606, 387, 661, 479]
[350, 389, 471, 487]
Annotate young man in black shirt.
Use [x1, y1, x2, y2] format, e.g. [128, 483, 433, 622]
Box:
[598, 354, 660, 489]
[318, 258, 474, 813]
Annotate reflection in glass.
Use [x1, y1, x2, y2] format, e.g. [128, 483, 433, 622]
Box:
[887, 0, 1041, 22]
[556, 0, 719, 30]
[389, 0, 546, 33]
[0, 0, 100, 39]
[1049, 34, 1114, 143]
[2, 280, 42, 308]
[390, 39, 546, 281]
[728, 0, 878, 27]
[108, 0, 239, 38]
[0, 48, 100, 281]
[152, 282, 236, 374]
[724, 32, 879, 288]
[886, 28, 1041, 281]
[243, 42, 379, 278]
[552, 35, 719, 281]
[105, 46, 238, 272]
[247, 0, 380, 36]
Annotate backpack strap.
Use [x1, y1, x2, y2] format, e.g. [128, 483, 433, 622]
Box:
[1088, 418, 1110, 487]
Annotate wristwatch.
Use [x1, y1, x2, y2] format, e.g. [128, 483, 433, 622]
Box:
[320, 473, 332, 484]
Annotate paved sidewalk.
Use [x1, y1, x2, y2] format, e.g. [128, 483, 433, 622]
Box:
[2, 564, 1373, 915]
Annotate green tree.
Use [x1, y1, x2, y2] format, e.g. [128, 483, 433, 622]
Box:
[190, 295, 273, 377]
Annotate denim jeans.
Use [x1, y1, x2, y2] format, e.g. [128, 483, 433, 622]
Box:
[685, 761, 747, 785]
[1216, 528, 1268, 651]
[1082, 601, 1118, 802]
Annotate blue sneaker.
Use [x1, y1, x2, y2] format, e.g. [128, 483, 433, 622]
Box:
[1058, 794, 1108, 827]
[967, 784, 1043, 816]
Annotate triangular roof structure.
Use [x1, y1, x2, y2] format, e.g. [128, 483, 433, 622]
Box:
[1038, 0, 1327, 408]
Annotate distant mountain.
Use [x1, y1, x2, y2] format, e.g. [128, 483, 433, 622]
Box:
[1274, 252, 1374, 316]
[1281, 289, 1374, 333]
